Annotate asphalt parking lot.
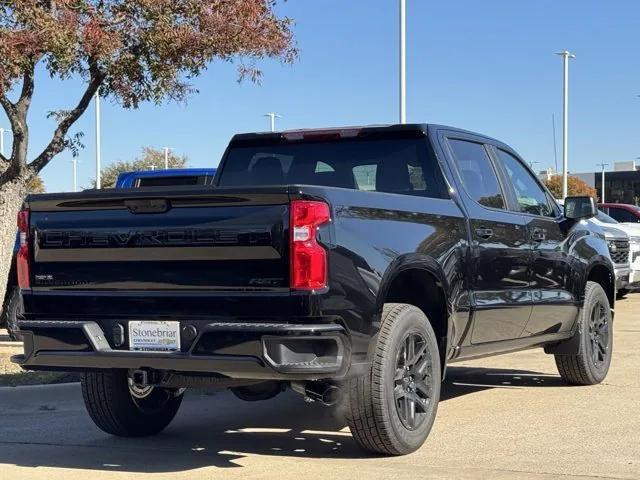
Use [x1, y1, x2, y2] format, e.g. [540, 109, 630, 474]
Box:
[0, 296, 638, 480]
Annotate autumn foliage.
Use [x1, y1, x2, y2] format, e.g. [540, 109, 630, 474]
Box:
[544, 175, 597, 199]
[0, 0, 296, 179]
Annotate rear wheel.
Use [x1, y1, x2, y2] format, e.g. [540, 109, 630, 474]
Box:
[1, 287, 21, 341]
[555, 281, 613, 385]
[347, 303, 441, 455]
[81, 370, 183, 437]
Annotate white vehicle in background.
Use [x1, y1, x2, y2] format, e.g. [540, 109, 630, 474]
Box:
[593, 209, 640, 294]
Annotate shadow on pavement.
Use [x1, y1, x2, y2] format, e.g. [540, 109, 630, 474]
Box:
[0, 366, 564, 472]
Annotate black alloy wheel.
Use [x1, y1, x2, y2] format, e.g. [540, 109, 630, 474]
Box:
[587, 299, 610, 369]
[394, 331, 433, 431]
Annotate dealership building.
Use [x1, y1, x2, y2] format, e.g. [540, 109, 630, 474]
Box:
[543, 161, 640, 205]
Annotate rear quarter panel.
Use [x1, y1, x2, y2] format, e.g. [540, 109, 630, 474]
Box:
[295, 186, 469, 365]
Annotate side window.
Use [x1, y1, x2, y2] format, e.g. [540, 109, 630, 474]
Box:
[448, 139, 505, 209]
[353, 164, 377, 191]
[609, 208, 639, 223]
[407, 165, 427, 190]
[496, 149, 555, 217]
[315, 161, 334, 173]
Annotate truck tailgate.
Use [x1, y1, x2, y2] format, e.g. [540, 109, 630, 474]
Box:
[28, 187, 290, 292]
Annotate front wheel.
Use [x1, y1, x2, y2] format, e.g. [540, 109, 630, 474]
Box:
[81, 370, 183, 437]
[555, 281, 613, 385]
[346, 303, 441, 456]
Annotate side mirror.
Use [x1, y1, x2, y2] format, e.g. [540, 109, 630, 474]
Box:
[564, 196, 597, 220]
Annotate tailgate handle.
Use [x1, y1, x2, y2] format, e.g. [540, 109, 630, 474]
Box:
[125, 198, 170, 214]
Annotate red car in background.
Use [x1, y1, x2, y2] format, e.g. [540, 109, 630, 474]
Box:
[599, 203, 640, 223]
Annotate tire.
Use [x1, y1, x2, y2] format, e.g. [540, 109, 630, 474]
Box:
[1, 288, 21, 342]
[555, 281, 613, 385]
[616, 289, 628, 300]
[81, 370, 183, 437]
[346, 303, 441, 456]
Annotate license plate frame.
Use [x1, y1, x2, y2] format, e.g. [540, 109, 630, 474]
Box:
[128, 321, 181, 352]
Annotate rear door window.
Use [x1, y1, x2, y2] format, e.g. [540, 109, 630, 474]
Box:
[608, 207, 640, 223]
[447, 138, 505, 209]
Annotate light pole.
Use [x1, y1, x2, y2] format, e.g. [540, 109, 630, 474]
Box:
[71, 158, 78, 192]
[263, 113, 281, 132]
[0, 127, 11, 157]
[95, 92, 101, 189]
[399, 0, 406, 124]
[597, 162, 609, 203]
[163, 147, 171, 169]
[529, 161, 540, 172]
[551, 114, 558, 173]
[555, 50, 575, 199]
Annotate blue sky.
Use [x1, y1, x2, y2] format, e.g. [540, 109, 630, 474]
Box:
[3, 0, 640, 192]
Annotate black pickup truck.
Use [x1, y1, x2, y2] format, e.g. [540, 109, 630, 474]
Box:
[13, 124, 615, 455]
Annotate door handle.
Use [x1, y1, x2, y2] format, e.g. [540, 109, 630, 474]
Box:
[474, 227, 494, 239]
[531, 229, 545, 242]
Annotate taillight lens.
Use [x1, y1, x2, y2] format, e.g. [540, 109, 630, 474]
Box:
[16, 208, 30, 289]
[290, 200, 330, 290]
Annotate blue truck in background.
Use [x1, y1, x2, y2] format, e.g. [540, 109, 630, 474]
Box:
[1, 167, 216, 340]
[116, 168, 216, 188]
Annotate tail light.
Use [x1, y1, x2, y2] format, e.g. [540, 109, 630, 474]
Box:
[290, 200, 330, 290]
[16, 208, 30, 289]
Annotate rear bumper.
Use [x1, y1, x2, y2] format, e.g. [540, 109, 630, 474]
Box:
[13, 320, 353, 381]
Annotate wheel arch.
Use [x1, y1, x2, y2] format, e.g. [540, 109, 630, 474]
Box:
[377, 254, 452, 376]
[585, 259, 615, 310]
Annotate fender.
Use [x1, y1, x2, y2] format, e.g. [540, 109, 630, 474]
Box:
[375, 253, 455, 377]
[584, 257, 616, 306]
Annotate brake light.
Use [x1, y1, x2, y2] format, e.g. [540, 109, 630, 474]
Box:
[290, 200, 330, 290]
[16, 208, 30, 289]
[282, 128, 362, 142]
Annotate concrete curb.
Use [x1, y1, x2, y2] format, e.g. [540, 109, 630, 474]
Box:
[0, 381, 80, 391]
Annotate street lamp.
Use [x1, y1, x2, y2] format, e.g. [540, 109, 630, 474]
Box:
[399, 0, 406, 124]
[0, 127, 11, 157]
[597, 163, 608, 203]
[95, 92, 101, 189]
[263, 113, 281, 132]
[555, 50, 575, 199]
[163, 146, 171, 169]
[71, 158, 79, 192]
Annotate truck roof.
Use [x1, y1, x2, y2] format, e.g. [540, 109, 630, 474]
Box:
[229, 123, 507, 147]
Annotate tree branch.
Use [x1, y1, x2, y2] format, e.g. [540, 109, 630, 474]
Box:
[16, 65, 36, 111]
[29, 65, 103, 174]
[0, 93, 21, 167]
[0, 93, 18, 131]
